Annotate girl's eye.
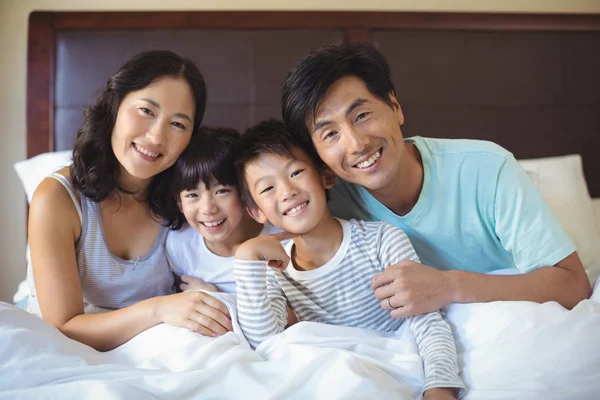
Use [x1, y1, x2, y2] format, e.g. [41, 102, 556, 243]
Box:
[291, 169, 305, 178]
[140, 107, 154, 116]
[356, 112, 369, 122]
[259, 186, 274, 195]
[184, 193, 198, 199]
[171, 121, 186, 130]
[215, 188, 231, 195]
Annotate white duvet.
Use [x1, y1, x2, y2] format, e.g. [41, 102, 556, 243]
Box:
[1, 283, 600, 400]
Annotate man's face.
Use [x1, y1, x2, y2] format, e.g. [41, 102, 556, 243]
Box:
[308, 75, 406, 193]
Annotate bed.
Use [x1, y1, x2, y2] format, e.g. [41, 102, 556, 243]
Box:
[4, 10, 600, 399]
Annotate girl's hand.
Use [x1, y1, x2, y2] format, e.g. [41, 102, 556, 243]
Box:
[180, 275, 219, 292]
[154, 291, 232, 336]
[235, 232, 296, 272]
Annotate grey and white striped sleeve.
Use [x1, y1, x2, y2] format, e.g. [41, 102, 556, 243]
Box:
[409, 311, 465, 393]
[233, 259, 288, 349]
[376, 223, 420, 268]
[377, 223, 464, 392]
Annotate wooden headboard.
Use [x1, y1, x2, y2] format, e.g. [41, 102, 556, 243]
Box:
[27, 11, 600, 196]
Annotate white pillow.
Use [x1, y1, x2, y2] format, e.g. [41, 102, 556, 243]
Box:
[13, 150, 73, 203]
[518, 154, 600, 284]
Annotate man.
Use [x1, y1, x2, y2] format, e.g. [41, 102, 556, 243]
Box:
[281, 43, 591, 317]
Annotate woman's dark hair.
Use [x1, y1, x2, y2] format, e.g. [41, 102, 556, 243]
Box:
[165, 126, 242, 230]
[70, 50, 207, 219]
[282, 43, 395, 153]
[236, 119, 325, 210]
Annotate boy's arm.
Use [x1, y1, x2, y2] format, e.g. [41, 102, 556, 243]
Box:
[234, 235, 291, 349]
[409, 311, 465, 396]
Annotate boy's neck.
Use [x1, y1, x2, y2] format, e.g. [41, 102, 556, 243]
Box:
[291, 210, 343, 271]
[205, 214, 263, 257]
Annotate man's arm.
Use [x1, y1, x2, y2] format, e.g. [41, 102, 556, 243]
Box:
[373, 252, 591, 317]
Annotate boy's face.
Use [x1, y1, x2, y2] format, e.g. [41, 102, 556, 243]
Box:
[244, 147, 334, 235]
[179, 180, 244, 245]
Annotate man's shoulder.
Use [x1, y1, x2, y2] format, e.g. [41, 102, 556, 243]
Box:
[412, 136, 512, 163]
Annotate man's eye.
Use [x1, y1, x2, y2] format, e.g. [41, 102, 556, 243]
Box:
[356, 112, 369, 122]
[324, 131, 338, 140]
[260, 186, 273, 195]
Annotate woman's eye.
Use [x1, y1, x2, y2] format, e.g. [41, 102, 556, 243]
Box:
[291, 169, 305, 178]
[172, 121, 186, 130]
[140, 107, 154, 116]
[259, 186, 274, 195]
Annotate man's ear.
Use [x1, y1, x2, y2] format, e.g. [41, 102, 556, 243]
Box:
[322, 168, 337, 189]
[388, 91, 405, 125]
[246, 205, 268, 224]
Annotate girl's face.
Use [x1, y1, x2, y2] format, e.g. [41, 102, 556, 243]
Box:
[111, 76, 195, 186]
[179, 180, 245, 246]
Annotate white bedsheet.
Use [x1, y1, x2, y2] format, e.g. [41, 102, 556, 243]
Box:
[1, 286, 600, 400]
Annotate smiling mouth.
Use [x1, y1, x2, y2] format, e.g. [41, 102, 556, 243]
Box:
[353, 149, 382, 169]
[201, 219, 226, 227]
[284, 202, 308, 216]
[133, 143, 162, 159]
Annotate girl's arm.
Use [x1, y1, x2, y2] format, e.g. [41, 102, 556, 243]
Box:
[29, 178, 232, 352]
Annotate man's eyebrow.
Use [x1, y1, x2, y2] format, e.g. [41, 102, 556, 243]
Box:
[141, 98, 192, 123]
[312, 98, 369, 132]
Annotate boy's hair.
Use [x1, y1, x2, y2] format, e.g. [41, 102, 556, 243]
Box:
[236, 119, 324, 210]
[281, 43, 395, 155]
[165, 126, 241, 230]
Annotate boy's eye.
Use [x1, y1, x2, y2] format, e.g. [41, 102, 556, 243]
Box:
[259, 186, 274, 195]
[291, 169, 305, 178]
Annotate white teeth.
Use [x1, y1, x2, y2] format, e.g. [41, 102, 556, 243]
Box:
[356, 150, 381, 169]
[202, 219, 225, 227]
[134, 143, 160, 158]
[285, 202, 307, 216]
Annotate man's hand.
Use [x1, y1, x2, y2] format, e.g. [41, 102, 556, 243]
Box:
[371, 260, 455, 317]
[235, 232, 296, 272]
[423, 388, 458, 400]
[180, 275, 219, 292]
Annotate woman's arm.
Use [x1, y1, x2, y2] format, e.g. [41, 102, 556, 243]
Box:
[29, 178, 232, 351]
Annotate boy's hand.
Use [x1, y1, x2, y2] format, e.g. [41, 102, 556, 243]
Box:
[235, 232, 296, 272]
[423, 388, 458, 400]
[180, 275, 219, 292]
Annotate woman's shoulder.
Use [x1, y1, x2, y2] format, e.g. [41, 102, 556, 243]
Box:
[30, 167, 81, 224]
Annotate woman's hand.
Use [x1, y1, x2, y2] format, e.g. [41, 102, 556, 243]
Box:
[180, 275, 219, 292]
[154, 291, 232, 336]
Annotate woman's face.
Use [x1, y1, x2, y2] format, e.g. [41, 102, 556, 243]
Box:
[111, 76, 196, 185]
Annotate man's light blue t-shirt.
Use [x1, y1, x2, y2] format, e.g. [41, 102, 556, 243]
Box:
[329, 136, 576, 274]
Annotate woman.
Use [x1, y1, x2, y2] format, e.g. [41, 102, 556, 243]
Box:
[27, 50, 232, 351]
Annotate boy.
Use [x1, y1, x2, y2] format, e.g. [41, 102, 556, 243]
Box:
[234, 120, 465, 400]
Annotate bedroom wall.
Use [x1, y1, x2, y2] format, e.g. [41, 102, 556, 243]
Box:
[1, 1, 599, 302]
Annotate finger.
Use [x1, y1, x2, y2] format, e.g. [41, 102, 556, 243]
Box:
[390, 305, 415, 319]
[180, 283, 189, 291]
[184, 319, 217, 337]
[370, 270, 396, 290]
[197, 293, 231, 317]
[272, 231, 297, 241]
[192, 309, 231, 335]
[373, 283, 398, 300]
[181, 275, 191, 284]
[380, 295, 402, 311]
[267, 260, 286, 272]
